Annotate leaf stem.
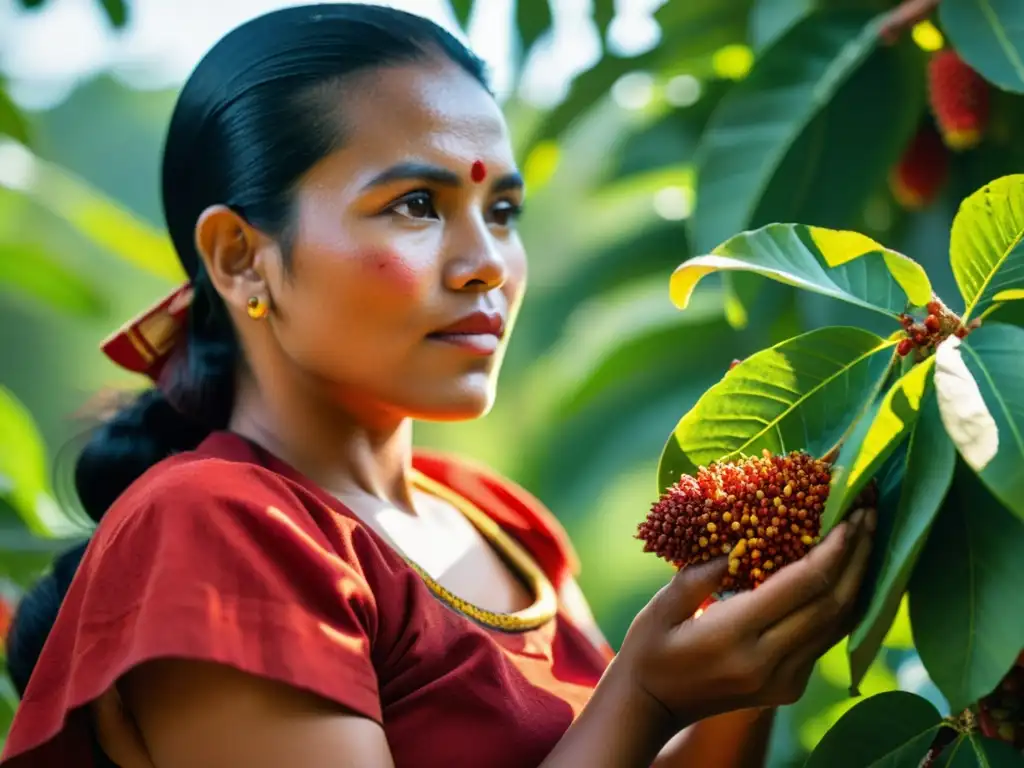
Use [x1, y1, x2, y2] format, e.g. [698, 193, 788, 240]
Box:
[878, 0, 941, 44]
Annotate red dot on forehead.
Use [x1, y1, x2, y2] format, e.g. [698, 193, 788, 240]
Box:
[470, 160, 487, 183]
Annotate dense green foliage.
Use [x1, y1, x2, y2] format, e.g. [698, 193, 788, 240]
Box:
[2, 0, 1024, 763]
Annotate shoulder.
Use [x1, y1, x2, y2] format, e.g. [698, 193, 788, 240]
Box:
[412, 450, 580, 587]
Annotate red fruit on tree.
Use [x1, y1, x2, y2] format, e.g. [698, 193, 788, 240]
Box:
[928, 49, 990, 151]
[924, 314, 941, 333]
[897, 338, 914, 357]
[927, 300, 942, 315]
[890, 123, 949, 210]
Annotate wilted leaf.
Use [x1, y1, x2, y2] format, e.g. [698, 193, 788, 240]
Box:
[934, 324, 1024, 521]
[940, 0, 1024, 93]
[949, 174, 1024, 322]
[658, 326, 895, 491]
[804, 691, 945, 767]
[671, 224, 932, 318]
[910, 466, 1024, 713]
[822, 357, 935, 533]
[847, 387, 955, 689]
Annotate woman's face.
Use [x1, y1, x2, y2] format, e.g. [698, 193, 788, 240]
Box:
[256, 60, 526, 424]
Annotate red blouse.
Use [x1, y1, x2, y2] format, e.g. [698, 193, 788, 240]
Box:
[1, 432, 611, 767]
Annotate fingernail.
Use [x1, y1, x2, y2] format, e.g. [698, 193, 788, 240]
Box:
[849, 509, 865, 528]
[865, 509, 877, 533]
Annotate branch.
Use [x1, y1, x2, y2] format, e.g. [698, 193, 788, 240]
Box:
[879, 0, 941, 45]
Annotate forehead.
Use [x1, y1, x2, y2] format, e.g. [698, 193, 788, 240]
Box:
[334, 60, 514, 170]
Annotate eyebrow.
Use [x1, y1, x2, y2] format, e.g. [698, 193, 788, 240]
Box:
[363, 161, 525, 194]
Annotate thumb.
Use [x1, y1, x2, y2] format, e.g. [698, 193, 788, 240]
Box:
[660, 558, 728, 623]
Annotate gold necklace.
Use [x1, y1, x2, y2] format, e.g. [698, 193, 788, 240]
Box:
[407, 469, 559, 633]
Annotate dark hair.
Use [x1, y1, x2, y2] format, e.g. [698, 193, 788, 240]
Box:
[6, 3, 488, 696]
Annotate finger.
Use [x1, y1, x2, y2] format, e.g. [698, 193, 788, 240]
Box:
[729, 514, 861, 632]
[757, 512, 875, 659]
[659, 558, 729, 625]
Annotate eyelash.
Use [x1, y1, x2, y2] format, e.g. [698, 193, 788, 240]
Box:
[386, 190, 524, 226]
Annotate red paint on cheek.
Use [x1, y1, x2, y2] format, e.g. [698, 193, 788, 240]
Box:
[470, 160, 487, 183]
[366, 247, 421, 295]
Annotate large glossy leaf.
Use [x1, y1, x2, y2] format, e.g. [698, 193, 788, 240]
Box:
[97, 0, 127, 28]
[847, 387, 955, 690]
[525, 0, 752, 146]
[0, 141, 182, 282]
[804, 691, 945, 767]
[749, 0, 815, 52]
[658, 326, 895, 491]
[940, 0, 1024, 93]
[691, 11, 886, 254]
[942, 734, 1024, 767]
[0, 242, 105, 317]
[910, 467, 1024, 713]
[934, 324, 1024, 521]
[670, 224, 932, 318]
[949, 175, 1024, 322]
[821, 357, 935, 534]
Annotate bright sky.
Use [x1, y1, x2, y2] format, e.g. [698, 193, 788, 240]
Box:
[0, 0, 665, 109]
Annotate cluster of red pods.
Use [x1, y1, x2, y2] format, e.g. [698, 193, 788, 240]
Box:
[896, 300, 978, 357]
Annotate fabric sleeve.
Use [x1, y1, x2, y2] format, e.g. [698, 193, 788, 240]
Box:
[4, 458, 382, 764]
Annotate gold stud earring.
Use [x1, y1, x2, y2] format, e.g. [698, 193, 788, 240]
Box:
[246, 295, 269, 320]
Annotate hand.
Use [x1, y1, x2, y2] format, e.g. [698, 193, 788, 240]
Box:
[613, 507, 875, 729]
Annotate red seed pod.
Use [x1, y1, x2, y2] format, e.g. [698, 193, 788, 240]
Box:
[890, 123, 949, 209]
[924, 314, 941, 333]
[897, 338, 914, 357]
[928, 49, 990, 151]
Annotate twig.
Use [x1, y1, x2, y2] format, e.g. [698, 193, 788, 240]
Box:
[879, 0, 941, 45]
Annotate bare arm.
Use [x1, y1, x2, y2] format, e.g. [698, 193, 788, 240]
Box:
[653, 709, 776, 768]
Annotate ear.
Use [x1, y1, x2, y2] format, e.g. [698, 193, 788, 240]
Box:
[194, 205, 276, 315]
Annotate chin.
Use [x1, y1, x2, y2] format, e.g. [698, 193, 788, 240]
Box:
[411, 377, 497, 423]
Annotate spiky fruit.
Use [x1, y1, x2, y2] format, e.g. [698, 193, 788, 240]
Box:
[637, 450, 875, 591]
[890, 123, 949, 210]
[928, 50, 990, 151]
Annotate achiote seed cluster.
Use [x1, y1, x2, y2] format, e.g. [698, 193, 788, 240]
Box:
[978, 652, 1024, 752]
[639, 450, 842, 591]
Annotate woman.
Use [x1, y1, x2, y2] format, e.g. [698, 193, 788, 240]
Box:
[0, 5, 876, 767]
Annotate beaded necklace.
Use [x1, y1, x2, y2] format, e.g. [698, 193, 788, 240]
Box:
[407, 469, 559, 633]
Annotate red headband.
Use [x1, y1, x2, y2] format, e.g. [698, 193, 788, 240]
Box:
[100, 282, 195, 384]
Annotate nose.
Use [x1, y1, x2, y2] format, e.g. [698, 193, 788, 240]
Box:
[443, 219, 508, 293]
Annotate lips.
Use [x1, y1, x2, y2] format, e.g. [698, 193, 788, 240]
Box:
[427, 311, 506, 356]
[430, 311, 505, 339]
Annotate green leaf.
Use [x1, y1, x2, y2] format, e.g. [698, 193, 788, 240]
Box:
[593, 0, 615, 39]
[934, 324, 1024, 521]
[949, 175, 1024, 322]
[97, 0, 127, 28]
[804, 691, 944, 767]
[847, 387, 955, 690]
[658, 326, 895, 491]
[940, 0, 1024, 93]
[0, 386, 70, 538]
[691, 11, 886, 254]
[749, 0, 814, 52]
[0, 242, 106, 317]
[670, 223, 932, 318]
[524, 0, 751, 147]
[942, 734, 1024, 767]
[822, 357, 935, 534]
[516, 0, 553, 58]
[0, 86, 30, 145]
[2, 142, 183, 283]
[449, 0, 474, 29]
[909, 466, 1024, 713]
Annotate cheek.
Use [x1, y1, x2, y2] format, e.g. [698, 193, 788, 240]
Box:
[362, 246, 425, 297]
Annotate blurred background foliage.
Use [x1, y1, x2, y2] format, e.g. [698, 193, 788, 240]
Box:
[1, 0, 1021, 762]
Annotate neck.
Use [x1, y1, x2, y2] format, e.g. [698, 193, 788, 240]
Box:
[228, 368, 417, 512]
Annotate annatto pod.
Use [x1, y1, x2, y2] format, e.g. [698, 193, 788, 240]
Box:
[638, 449, 877, 592]
[889, 122, 949, 210]
[928, 49, 990, 151]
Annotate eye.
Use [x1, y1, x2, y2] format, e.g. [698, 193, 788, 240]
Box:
[490, 199, 524, 228]
[389, 191, 438, 221]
